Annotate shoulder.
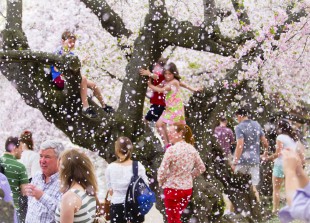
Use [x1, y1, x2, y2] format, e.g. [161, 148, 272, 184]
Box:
[137, 161, 145, 169]
[251, 120, 262, 128]
[0, 173, 8, 182]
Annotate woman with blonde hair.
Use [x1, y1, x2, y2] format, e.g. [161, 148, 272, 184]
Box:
[105, 136, 148, 223]
[55, 149, 98, 223]
[158, 124, 205, 223]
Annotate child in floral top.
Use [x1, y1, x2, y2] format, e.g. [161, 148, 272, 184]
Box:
[148, 63, 199, 149]
[157, 124, 205, 223]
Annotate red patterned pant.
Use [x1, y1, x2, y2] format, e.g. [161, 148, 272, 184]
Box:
[164, 188, 193, 223]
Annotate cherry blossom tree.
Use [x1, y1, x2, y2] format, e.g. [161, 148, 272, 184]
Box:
[0, 0, 309, 222]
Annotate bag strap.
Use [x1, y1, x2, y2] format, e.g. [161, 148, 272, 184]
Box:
[133, 160, 138, 177]
[124, 161, 139, 217]
[95, 195, 102, 217]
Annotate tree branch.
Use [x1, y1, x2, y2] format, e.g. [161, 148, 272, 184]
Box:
[80, 0, 132, 39]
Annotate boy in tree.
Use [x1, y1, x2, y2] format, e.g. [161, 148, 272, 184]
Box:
[51, 31, 113, 118]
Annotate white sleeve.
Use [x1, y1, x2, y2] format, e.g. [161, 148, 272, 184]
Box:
[138, 162, 149, 185]
[105, 165, 112, 189]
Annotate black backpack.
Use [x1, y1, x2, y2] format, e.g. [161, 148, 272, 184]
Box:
[125, 161, 156, 222]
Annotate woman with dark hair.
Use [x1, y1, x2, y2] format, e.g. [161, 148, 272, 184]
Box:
[158, 124, 205, 223]
[267, 119, 304, 213]
[19, 130, 41, 179]
[55, 149, 98, 223]
[105, 136, 148, 223]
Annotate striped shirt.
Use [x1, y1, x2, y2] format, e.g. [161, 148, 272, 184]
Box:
[55, 189, 96, 223]
[0, 153, 28, 209]
[25, 172, 61, 223]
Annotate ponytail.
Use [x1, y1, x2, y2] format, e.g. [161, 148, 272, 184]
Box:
[174, 124, 195, 145]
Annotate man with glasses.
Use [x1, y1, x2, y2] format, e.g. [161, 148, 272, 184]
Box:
[25, 140, 64, 223]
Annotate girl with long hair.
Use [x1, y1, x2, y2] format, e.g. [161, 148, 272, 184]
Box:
[147, 63, 184, 148]
[55, 149, 98, 223]
[158, 124, 205, 223]
[105, 136, 148, 223]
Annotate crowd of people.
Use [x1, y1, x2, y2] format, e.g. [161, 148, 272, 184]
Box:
[213, 109, 309, 222]
[0, 123, 206, 223]
[0, 30, 309, 223]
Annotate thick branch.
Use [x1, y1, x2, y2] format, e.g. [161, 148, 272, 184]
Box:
[160, 17, 238, 56]
[203, 0, 218, 28]
[6, 0, 22, 30]
[80, 0, 132, 39]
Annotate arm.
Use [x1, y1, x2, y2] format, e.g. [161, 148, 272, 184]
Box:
[191, 151, 206, 178]
[59, 191, 80, 223]
[180, 81, 201, 92]
[148, 79, 172, 93]
[282, 149, 309, 206]
[267, 140, 283, 161]
[139, 68, 159, 80]
[157, 151, 172, 187]
[232, 137, 244, 170]
[20, 166, 29, 195]
[26, 182, 61, 215]
[138, 162, 149, 185]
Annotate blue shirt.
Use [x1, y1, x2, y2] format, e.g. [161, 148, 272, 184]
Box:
[279, 182, 310, 222]
[235, 119, 265, 165]
[51, 46, 74, 80]
[25, 172, 62, 223]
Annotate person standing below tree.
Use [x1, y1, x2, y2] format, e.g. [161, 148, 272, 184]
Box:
[232, 107, 269, 203]
[214, 116, 235, 162]
[105, 136, 148, 223]
[0, 137, 28, 223]
[19, 130, 41, 180]
[25, 140, 65, 223]
[266, 119, 304, 214]
[158, 124, 205, 223]
[51, 30, 113, 118]
[55, 149, 97, 223]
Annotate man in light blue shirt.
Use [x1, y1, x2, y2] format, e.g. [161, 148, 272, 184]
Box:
[232, 107, 269, 203]
[25, 140, 64, 223]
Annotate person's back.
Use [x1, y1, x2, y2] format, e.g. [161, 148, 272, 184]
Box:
[214, 125, 234, 156]
[55, 189, 96, 223]
[1, 154, 28, 208]
[235, 119, 264, 165]
[106, 161, 147, 204]
[274, 134, 297, 166]
[20, 150, 41, 179]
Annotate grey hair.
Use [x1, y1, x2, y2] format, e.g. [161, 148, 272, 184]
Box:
[40, 140, 65, 158]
